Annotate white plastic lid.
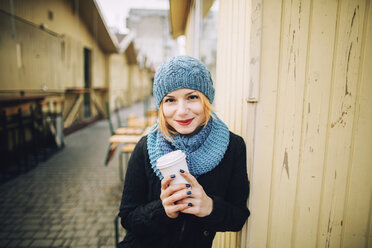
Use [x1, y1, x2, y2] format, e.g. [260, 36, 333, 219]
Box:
[157, 150, 186, 169]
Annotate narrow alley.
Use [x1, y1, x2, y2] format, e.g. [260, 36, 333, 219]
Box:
[0, 101, 150, 247]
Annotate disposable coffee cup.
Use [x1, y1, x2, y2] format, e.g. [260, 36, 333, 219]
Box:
[157, 150, 189, 185]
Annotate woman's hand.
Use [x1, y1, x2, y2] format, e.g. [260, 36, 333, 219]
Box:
[160, 174, 191, 218]
[178, 170, 213, 217]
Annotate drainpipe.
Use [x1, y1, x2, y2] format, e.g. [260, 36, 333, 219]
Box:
[193, 0, 202, 59]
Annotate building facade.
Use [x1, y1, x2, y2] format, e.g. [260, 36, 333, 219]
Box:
[0, 0, 153, 129]
[126, 8, 180, 69]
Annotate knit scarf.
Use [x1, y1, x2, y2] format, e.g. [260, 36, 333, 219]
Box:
[147, 113, 230, 180]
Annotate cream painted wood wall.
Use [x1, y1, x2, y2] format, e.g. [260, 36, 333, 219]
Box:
[215, 0, 372, 247]
[0, 0, 107, 90]
[109, 54, 130, 108]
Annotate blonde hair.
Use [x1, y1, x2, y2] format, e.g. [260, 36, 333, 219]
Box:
[157, 91, 213, 141]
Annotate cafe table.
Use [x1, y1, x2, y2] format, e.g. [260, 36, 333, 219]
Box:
[104, 127, 151, 167]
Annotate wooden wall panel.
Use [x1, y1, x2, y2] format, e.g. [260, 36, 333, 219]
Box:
[291, 0, 338, 247]
[339, 1, 372, 247]
[215, 0, 252, 132]
[317, 0, 367, 247]
[0, 12, 66, 90]
[214, 0, 253, 246]
[218, 0, 233, 122]
[230, 0, 238, 131]
[240, 1, 257, 245]
[245, 0, 282, 247]
[267, 0, 311, 247]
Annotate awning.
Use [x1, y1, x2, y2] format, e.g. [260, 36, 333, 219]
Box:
[76, 0, 119, 53]
[169, 0, 215, 39]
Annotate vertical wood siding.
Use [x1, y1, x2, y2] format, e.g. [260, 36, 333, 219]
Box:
[214, 0, 254, 246]
[343, 3, 372, 247]
[215, 0, 372, 247]
[316, 1, 368, 247]
[292, 1, 338, 247]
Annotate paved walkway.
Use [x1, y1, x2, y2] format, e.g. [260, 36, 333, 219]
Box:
[0, 99, 154, 248]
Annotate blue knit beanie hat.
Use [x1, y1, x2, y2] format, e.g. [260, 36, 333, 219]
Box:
[153, 55, 215, 108]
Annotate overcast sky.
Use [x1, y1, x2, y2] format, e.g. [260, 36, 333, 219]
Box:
[96, 0, 169, 34]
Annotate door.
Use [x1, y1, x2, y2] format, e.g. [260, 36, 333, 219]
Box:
[83, 47, 91, 119]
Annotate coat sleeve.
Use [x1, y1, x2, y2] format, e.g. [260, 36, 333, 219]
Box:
[119, 137, 180, 236]
[200, 134, 250, 232]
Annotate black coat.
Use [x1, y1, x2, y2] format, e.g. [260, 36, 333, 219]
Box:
[119, 132, 250, 248]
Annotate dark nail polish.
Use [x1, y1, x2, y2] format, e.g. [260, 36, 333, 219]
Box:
[188, 203, 193, 207]
[185, 184, 191, 188]
[170, 174, 176, 178]
[187, 191, 192, 195]
[180, 169, 185, 173]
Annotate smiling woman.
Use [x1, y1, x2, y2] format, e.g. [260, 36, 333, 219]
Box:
[159, 89, 213, 138]
[118, 55, 250, 248]
[162, 89, 205, 134]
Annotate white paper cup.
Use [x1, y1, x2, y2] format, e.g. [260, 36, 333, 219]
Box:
[157, 150, 189, 185]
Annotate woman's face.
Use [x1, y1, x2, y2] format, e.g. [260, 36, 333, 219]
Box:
[162, 88, 206, 135]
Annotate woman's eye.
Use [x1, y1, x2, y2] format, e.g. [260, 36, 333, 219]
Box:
[189, 95, 199, 100]
[164, 98, 174, 103]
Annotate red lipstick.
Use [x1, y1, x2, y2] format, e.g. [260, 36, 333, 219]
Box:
[176, 118, 194, 126]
